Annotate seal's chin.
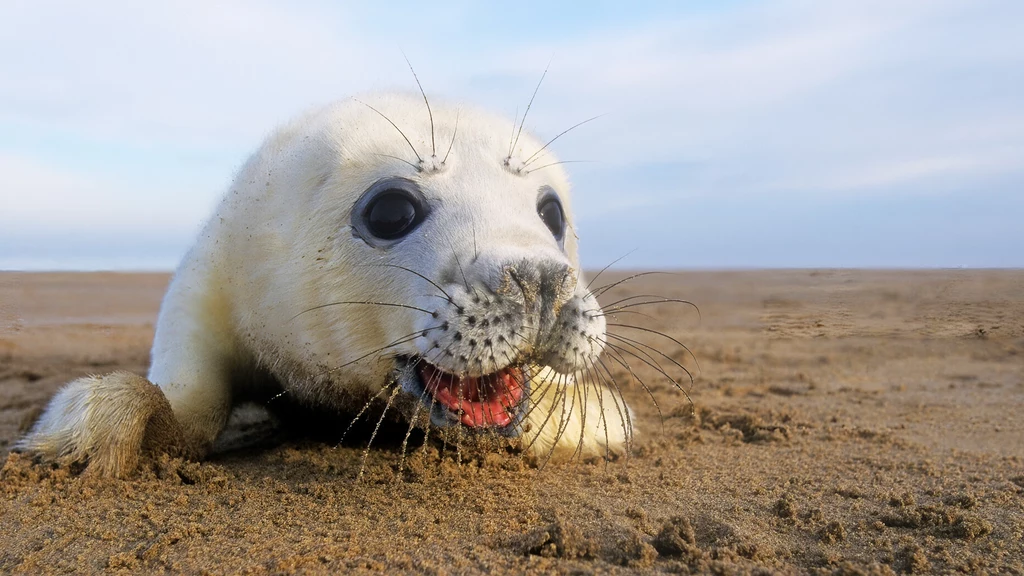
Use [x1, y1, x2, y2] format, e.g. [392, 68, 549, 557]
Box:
[395, 358, 530, 437]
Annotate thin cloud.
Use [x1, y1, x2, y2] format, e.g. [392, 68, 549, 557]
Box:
[1, 0, 1021, 268]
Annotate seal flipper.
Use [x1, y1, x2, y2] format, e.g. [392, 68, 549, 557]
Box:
[16, 371, 193, 477]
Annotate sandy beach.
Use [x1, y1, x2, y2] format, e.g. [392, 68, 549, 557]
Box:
[1, 270, 1022, 574]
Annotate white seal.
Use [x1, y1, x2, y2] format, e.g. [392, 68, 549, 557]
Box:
[18, 91, 637, 476]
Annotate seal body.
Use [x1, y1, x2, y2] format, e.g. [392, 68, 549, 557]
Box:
[19, 93, 631, 475]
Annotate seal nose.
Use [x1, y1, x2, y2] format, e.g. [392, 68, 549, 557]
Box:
[500, 258, 575, 328]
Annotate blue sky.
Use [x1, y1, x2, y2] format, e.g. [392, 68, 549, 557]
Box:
[1, 0, 1021, 270]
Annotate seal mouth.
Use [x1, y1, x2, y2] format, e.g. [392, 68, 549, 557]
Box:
[396, 358, 530, 435]
[419, 364, 526, 428]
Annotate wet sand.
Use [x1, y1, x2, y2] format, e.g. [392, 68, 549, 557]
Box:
[1, 270, 1022, 574]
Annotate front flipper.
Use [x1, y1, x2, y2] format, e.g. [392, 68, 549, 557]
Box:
[16, 371, 193, 477]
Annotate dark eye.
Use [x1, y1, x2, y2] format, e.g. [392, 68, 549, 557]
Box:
[364, 189, 424, 240]
[538, 197, 565, 240]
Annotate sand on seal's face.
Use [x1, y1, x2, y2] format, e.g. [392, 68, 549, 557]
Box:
[2, 269, 1023, 574]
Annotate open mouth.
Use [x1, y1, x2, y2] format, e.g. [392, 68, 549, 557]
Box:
[420, 364, 526, 428]
[397, 358, 530, 435]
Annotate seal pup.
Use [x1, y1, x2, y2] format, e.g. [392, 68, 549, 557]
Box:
[17, 90, 687, 477]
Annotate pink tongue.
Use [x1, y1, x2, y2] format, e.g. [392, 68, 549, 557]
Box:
[421, 366, 524, 428]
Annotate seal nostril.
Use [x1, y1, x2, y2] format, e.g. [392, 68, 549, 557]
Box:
[467, 316, 477, 325]
[454, 332, 462, 341]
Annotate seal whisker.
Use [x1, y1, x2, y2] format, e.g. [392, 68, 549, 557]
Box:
[604, 338, 687, 433]
[469, 354, 507, 453]
[336, 382, 397, 448]
[591, 271, 679, 298]
[594, 309, 658, 323]
[583, 358, 614, 465]
[398, 349, 449, 477]
[397, 375, 430, 472]
[496, 350, 539, 440]
[543, 369, 577, 468]
[599, 294, 694, 311]
[524, 369, 569, 464]
[374, 153, 420, 171]
[586, 249, 639, 291]
[472, 222, 478, 262]
[567, 219, 580, 242]
[455, 375, 465, 466]
[607, 331, 695, 391]
[561, 365, 586, 463]
[599, 295, 702, 323]
[511, 366, 559, 439]
[358, 384, 402, 481]
[329, 326, 443, 373]
[575, 357, 607, 463]
[607, 323, 701, 375]
[418, 355, 446, 456]
[537, 369, 576, 470]
[595, 357, 634, 456]
[570, 351, 591, 461]
[402, 53, 436, 157]
[511, 62, 549, 158]
[522, 115, 604, 167]
[596, 338, 665, 429]
[353, 98, 423, 165]
[266, 389, 289, 405]
[473, 344, 512, 430]
[516, 367, 566, 456]
[507, 105, 519, 159]
[364, 264, 453, 301]
[442, 108, 461, 165]
[525, 160, 595, 174]
[447, 239, 472, 291]
[605, 334, 693, 421]
[291, 301, 437, 321]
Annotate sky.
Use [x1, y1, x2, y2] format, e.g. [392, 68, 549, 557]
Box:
[1, 0, 1021, 270]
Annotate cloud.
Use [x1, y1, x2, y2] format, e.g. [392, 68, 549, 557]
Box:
[0, 153, 209, 231]
[1, 0, 1022, 268]
[1, 1, 364, 147]
[490, 0, 1024, 197]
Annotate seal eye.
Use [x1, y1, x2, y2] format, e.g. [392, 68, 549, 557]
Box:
[365, 189, 424, 240]
[538, 197, 565, 240]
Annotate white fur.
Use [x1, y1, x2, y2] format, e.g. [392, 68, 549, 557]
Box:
[19, 93, 630, 475]
[16, 372, 186, 476]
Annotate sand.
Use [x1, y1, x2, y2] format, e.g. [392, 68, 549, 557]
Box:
[1, 270, 1022, 574]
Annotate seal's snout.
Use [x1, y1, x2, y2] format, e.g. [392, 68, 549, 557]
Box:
[419, 248, 603, 383]
[499, 257, 575, 325]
